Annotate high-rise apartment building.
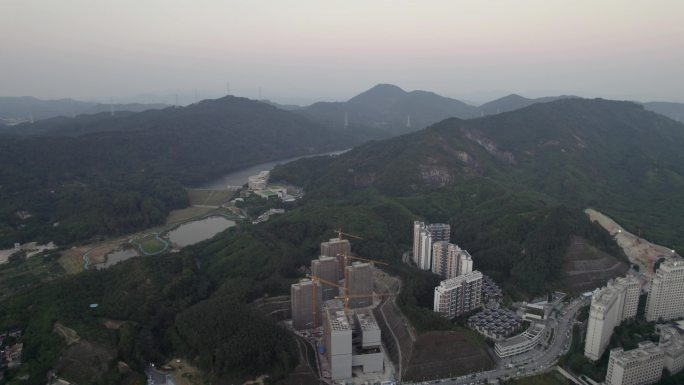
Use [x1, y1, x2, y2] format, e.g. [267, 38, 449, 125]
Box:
[291, 278, 323, 330]
[312, 255, 340, 301]
[646, 257, 684, 322]
[432, 242, 473, 279]
[433, 271, 483, 318]
[429, 223, 451, 243]
[412, 221, 450, 271]
[320, 237, 352, 280]
[605, 342, 664, 385]
[584, 275, 641, 361]
[346, 262, 373, 308]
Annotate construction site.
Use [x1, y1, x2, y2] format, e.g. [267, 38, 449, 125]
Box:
[289, 229, 397, 384]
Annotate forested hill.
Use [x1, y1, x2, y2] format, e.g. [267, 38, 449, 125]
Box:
[274, 98, 684, 250]
[0, 96, 358, 246]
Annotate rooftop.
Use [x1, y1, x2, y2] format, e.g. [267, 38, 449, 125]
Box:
[327, 308, 350, 331]
[611, 341, 663, 365]
[356, 309, 380, 332]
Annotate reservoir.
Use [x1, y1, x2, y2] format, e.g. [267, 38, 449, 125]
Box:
[198, 149, 348, 189]
[94, 248, 139, 270]
[166, 216, 236, 247]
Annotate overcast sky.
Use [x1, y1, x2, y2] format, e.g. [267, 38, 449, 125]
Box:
[2, 0, 683, 104]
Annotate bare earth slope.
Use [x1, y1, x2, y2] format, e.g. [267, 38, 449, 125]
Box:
[585, 208, 675, 276]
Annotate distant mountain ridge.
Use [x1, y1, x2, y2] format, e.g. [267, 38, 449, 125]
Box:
[0, 96, 169, 123]
[643, 101, 684, 122]
[292, 84, 684, 134]
[478, 93, 578, 115]
[296, 84, 481, 136]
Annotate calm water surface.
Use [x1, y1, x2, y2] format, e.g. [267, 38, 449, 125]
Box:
[167, 216, 236, 247]
[95, 248, 139, 270]
[198, 149, 348, 189]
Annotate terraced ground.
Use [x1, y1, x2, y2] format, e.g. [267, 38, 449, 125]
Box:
[403, 330, 494, 381]
[558, 236, 629, 293]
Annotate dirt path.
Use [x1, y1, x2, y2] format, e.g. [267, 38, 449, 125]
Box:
[585, 208, 675, 276]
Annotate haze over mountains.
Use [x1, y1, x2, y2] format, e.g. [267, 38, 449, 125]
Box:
[0, 96, 168, 124]
[293, 84, 684, 133]
[3, 85, 681, 134]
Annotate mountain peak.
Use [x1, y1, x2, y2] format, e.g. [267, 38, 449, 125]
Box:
[347, 84, 406, 104]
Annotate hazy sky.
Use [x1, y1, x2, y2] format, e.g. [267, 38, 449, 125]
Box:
[2, 0, 683, 104]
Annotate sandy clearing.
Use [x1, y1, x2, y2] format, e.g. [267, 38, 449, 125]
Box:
[585, 208, 675, 276]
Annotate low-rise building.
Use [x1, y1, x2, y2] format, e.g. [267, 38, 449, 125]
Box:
[495, 323, 546, 358]
[605, 341, 664, 385]
[468, 308, 522, 340]
[482, 275, 503, 303]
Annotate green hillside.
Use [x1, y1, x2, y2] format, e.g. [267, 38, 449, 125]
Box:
[0, 96, 358, 247]
[279, 98, 684, 250]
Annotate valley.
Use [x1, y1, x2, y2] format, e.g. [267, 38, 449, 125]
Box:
[0, 95, 683, 384]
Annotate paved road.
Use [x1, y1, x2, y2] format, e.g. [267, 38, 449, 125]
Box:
[439, 297, 588, 385]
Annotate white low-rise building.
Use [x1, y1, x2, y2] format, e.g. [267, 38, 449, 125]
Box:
[494, 323, 546, 358]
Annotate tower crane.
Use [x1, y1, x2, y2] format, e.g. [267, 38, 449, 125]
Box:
[336, 228, 364, 240]
[336, 253, 388, 295]
[307, 274, 348, 327]
[334, 292, 394, 310]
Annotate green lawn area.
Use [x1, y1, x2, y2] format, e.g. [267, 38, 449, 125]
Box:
[138, 237, 167, 255]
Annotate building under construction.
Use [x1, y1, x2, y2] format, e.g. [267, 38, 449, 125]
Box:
[311, 255, 340, 301]
[323, 303, 384, 380]
[346, 262, 374, 308]
[320, 237, 351, 279]
[291, 278, 323, 330]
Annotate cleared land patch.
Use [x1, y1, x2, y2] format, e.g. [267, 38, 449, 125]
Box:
[53, 322, 80, 345]
[403, 330, 494, 381]
[586, 208, 675, 276]
[558, 236, 629, 293]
